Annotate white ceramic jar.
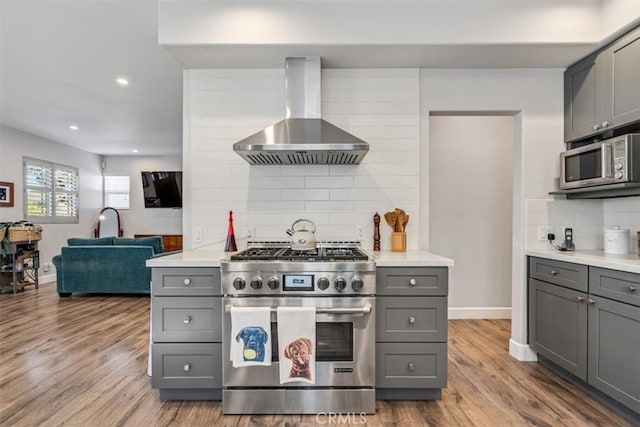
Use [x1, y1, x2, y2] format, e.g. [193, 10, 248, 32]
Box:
[604, 226, 630, 255]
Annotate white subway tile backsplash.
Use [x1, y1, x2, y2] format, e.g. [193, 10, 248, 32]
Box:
[186, 68, 420, 244]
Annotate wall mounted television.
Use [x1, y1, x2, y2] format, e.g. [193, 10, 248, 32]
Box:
[141, 171, 183, 208]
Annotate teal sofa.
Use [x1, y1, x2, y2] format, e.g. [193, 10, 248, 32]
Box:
[53, 236, 167, 297]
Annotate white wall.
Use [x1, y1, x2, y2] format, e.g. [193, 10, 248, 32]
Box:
[0, 125, 103, 283]
[420, 69, 565, 361]
[429, 115, 514, 318]
[102, 155, 182, 237]
[184, 68, 420, 250]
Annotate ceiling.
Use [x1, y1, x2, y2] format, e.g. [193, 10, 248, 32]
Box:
[0, 1, 637, 156]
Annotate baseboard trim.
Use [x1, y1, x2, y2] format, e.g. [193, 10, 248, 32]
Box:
[448, 307, 511, 319]
[509, 338, 538, 362]
[39, 273, 56, 284]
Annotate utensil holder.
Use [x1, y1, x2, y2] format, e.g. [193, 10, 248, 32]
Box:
[391, 232, 406, 252]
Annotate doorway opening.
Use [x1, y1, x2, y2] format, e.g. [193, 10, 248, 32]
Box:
[429, 113, 515, 319]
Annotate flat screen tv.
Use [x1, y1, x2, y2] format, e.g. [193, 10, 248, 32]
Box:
[141, 171, 183, 208]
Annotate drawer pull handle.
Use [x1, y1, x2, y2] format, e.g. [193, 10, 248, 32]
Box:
[587, 298, 595, 305]
[184, 316, 192, 324]
[409, 278, 417, 286]
[577, 296, 585, 302]
[629, 285, 637, 292]
[408, 316, 416, 324]
[550, 270, 558, 276]
[183, 278, 191, 285]
[183, 363, 191, 372]
[408, 362, 416, 371]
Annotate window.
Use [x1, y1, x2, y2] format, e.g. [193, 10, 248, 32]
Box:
[24, 157, 79, 224]
[104, 176, 130, 210]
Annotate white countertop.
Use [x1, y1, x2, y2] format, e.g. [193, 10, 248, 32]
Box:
[147, 248, 454, 268]
[368, 250, 454, 267]
[526, 248, 640, 274]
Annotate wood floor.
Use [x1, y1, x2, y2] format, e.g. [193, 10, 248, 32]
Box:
[0, 284, 636, 427]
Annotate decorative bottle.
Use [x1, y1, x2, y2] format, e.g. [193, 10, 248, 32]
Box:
[224, 210, 238, 252]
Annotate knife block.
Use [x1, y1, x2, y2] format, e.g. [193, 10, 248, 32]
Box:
[391, 232, 406, 252]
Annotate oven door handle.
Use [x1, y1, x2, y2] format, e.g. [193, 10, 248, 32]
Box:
[224, 304, 372, 316]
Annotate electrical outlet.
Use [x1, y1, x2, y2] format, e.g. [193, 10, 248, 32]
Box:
[357, 225, 365, 241]
[538, 226, 553, 241]
[193, 227, 203, 243]
[247, 226, 255, 240]
[43, 262, 52, 273]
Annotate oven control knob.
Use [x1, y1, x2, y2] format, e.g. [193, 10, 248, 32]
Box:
[250, 277, 263, 289]
[233, 278, 246, 290]
[317, 277, 330, 290]
[267, 277, 280, 290]
[615, 162, 623, 171]
[615, 172, 624, 180]
[351, 278, 364, 291]
[335, 278, 347, 292]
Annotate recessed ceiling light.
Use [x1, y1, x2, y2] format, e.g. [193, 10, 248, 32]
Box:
[69, 125, 78, 130]
[132, 149, 139, 153]
[116, 77, 129, 86]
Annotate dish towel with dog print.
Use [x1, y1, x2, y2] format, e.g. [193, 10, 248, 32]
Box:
[277, 306, 316, 384]
[230, 307, 272, 367]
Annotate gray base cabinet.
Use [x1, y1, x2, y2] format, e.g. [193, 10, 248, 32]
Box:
[375, 267, 448, 400]
[528, 257, 640, 414]
[151, 267, 223, 400]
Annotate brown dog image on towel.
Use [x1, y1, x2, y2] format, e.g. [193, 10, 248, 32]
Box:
[283, 338, 313, 381]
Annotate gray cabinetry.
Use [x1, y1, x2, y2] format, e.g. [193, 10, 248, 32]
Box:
[603, 29, 640, 129]
[564, 53, 602, 142]
[528, 257, 640, 414]
[151, 267, 223, 401]
[376, 267, 448, 400]
[528, 278, 587, 380]
[564, 25, 640, 143]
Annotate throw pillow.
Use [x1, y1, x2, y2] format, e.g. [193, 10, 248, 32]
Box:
[67, 237, 116, 246]
[115, 236, 163, 254]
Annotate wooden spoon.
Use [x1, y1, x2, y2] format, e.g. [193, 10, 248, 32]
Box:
[384, 211, 397, 231]
[396, 211, 406, 232]
[403, 214, 409, 231]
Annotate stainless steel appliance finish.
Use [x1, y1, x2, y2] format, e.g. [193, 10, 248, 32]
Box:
[233, 57, 370, 165]
[560, 133, 640, 190]
[220, 242, 376, 414]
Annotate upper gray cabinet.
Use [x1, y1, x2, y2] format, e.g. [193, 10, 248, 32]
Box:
[602, 29, 640, 130]
[565, 26, 640, 143]
[564, 53, 602, 142]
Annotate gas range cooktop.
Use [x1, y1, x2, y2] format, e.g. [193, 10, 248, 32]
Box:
[229, 244, 369, 262]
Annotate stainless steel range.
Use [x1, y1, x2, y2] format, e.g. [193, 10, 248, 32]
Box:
[220, 242, 376, 415]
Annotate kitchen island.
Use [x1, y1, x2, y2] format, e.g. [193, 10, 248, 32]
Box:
[147, 247, 454, 408]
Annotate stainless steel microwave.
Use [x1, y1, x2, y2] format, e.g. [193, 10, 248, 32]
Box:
[560, 134, 640, 190]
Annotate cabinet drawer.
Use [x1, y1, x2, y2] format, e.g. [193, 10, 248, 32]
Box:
[589, 267, 640, 307]
[376, 297, 447, 342]
[152, 268, 221, 296]
[377, 267, 448, 296]
[152, 343, 222, 389]
[153, 297, 222, 342]
[529, 257, 588, 292]
[376, 342, 447, 389]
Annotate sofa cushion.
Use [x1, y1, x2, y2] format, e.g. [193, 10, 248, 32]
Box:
[115, 236, 163, 254]
[67, 237, 116, 246]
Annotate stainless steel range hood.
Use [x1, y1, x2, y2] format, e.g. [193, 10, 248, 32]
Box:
[233, 57, 369, 165]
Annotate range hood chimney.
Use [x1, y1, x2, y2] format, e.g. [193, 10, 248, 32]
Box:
[233, 57, 370, 165]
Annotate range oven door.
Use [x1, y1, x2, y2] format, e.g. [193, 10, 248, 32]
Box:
[222, 296, 375, 388]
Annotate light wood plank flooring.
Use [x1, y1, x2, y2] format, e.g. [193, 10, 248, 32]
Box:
[0, 284, 636, 426]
